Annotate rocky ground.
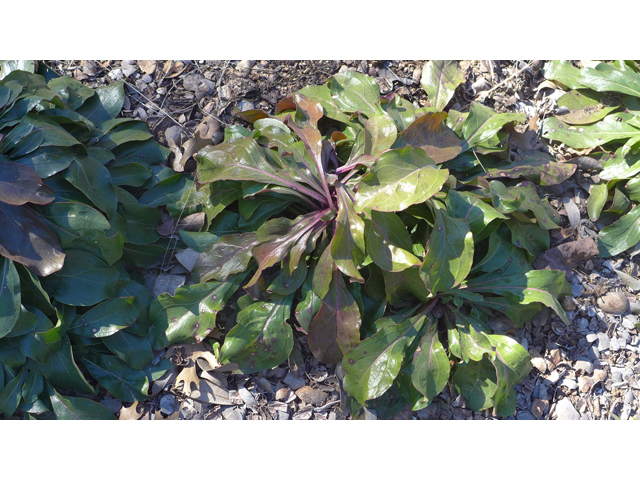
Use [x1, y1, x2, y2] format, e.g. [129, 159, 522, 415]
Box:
[43, 60, 640, 420]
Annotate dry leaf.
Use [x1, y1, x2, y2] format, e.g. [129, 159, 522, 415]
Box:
[119, 401, 143, 420]
[138, 60, 157, 75]
[177, 212, 205, 232]
[174, 360, 200, 395]
[156, 410, 180, 420]
[562, 196, 581, 231]
[162, 61, 186, 79]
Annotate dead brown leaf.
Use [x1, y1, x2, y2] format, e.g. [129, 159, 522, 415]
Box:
[533, 237, 599, 280]
[119, 401, 143, 420]
[138, 60, 157, 75]
[162, 60, 186, 79]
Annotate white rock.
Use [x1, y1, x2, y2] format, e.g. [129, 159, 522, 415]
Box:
[555, 397, 580, 420]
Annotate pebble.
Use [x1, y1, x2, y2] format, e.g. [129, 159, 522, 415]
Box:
[596, 332, 610, 351]
[517, 410, 537, 420]
[160, 394, 178, 415]
[588, 345, 601, 361]
[543, 370, 562, 385]
[560, 378, 579, 390]
[586, 333, 598, 343]
[610, 336, 621, 352]
[295, 386, 328, 406]
[555, 397, 581, 420]
[238, 386, 257, 407]
[578, 376, 594, 393]
[596, 292, 629, 314]
[275, 387, 289, 401]
[531, 399, 548, 419]
[574, 359, 594, 375]
[622, 315, 637, 329]
[283, 372, 306, 390]
[222, 406, 245, 420]
[277, 411, 290, 420]
[530, 354, 548, 373]
[624, 390, 635, 404]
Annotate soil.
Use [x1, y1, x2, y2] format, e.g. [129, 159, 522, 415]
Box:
[39, 60, 640, 421]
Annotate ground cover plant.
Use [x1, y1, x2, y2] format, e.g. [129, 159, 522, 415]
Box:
[0, 61, 182, 419]
[187, 60, 575, 418]
[541, 60, 640, 258]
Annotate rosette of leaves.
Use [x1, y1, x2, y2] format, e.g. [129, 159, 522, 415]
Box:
[0, 63, 177, 419]
[183, 62, 571, 418]
[540, 60, 640, 257]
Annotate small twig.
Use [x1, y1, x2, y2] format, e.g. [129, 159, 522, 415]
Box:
[484, 61, 533, 97]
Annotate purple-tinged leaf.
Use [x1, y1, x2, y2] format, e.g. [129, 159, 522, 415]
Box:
[308, 268, 361, 364]
[0, 201, 65, 276]
[332, 184, 365, 283]
[483, 151, 576, 186]
[401, 111, 462, 163]
[312, 241, 334, 299]
[0, 162, 55, 205]
[0, 257, 20, 339]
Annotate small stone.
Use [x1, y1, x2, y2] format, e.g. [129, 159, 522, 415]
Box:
[530, 354, 548, 374]
[586, 333, 598, 343]
[630, 301, 640, 314]
[584, 259, 594, 272]
[534, 384, 549, 400]
[100, 396, 123, 414]
[624, 389, 635, 404]
[596, 292, 629, 314]
[236, 60, 255, 72]
[275, 387, 289, 401]
[517, 410, 537, 420]
[451, 395, 467, 408]
[610, 336, 621, 352]
[574, 359, 594, 375]
[531, 399, 548, 419]
[596, 332, 610, 351]
[295, 386, 328, 406]
[472, 77, 491, 93]
[543, 370, 562, 385]
[593, 369, 607, 383]
[578, 376, 594, 393]
[160, 394, 178, 415]
[222, 406, 245, 420]
[555, 397, 580, 420]
[121, 60, 137, 77]
[417, 402, 440, 419]
[238, 386, 257, 407]
[277, 411, 290, 420]
[283, 372, 306, 390]
[237, 100, 255, 112]
[560, 378, 578, 390]
[561, 296, 577, 311]
[588, 345, 601, 361]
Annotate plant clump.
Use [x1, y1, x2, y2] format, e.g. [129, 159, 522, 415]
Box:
[181, 60, 574, 418]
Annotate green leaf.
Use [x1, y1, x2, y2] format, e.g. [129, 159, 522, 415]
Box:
[82, 355, 149, 402]
[102, 330, 153, 370]
[445, 190, 507, 240]
[483, 151, 576, 186]
[461, 102, 526, 152]
[219, 295, 294, 374]
[451, 356, 497, 411]
[342, 309, 427, 404]
[420, 204, 473, 295]
[364, 209, 421, 272]
[600, 144, 640, 181]
[400, 111, 463, 164]
[19, 114, 81, 147]
[0, 257, 20, 339]
[41, 250, 120, 306]
[40, 336, 95, 395]
[115, 203, 161, 245]
[308, 268, 362, 364]
[466, 269, 571, 325]
[68, 297, 140, 338]
[18, 308, 59, 363]
[598, 203, 640, 257]
[588, 183, 608, 221]
[542, 114, 640, 149]
[295, 84, 356, 126]
[13, 146, 75, 178]
[486, 334, 531, 417]
[0, 162, 55, 206]
[137, 173, 194, 208]
[75, 82, 125, 126]
[62, 154, 118, 219]
[110, 138, 170, 167]
[108, 162, 152, 187]
[383, 94, 416, 131]
[0, 201, 65, 276]
[421, 60, 464, 111]
[149, 275, 246, 350]
[542, 60, 584, 89]
[578, 62, 640, 98]
[332, 184, 366, 282]
[506, 217, 550, 257]
[0, 365, 27, 417]
[411, 316, 450, 400]
[35, 201, 124, 265]
[354, 146, 448, 213]
[555, 90, 619, 125]
[192, 233, 258, 283]
[330, 71, 382, 119]
[47, 76, 96, 110]
[48, 385, 115, 420]
[295, 261, 321, 333]
[364, 113, 397, 157]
